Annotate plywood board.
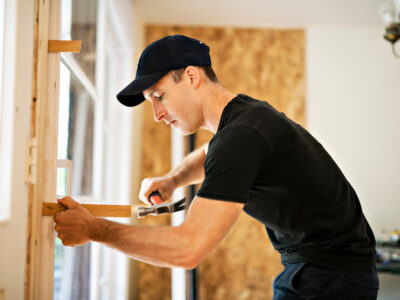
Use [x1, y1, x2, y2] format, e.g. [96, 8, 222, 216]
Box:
[137, 100, 172, 300]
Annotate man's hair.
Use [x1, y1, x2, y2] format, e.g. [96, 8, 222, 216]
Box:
[169, 66, 218, 83]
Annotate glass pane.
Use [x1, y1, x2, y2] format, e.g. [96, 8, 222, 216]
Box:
[61, 0, 98, 84]
[54, 62, 95, 300]
[54, 242, 92, 300]
[58, 63, 94, 196]
[56, 168, 68, 196]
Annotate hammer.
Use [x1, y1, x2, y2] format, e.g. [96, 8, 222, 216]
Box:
[137, 191, 186, 218]
[42, 191, 186, 218]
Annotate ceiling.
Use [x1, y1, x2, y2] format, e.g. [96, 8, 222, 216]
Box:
[134, 0, 388, 28]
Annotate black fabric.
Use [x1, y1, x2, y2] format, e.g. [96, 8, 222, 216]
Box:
[272, 262, 379, 299]
[197, 94, 376, 271]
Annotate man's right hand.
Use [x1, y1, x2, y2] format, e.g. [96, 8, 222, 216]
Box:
[139, 176, 177, 206]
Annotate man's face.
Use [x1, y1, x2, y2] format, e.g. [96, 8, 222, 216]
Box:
[143, 72, 202, 135]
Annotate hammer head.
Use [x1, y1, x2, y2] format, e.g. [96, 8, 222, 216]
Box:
[137, 198, 186, 218]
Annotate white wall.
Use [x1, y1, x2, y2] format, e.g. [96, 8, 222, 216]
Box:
[0, 0, 34, 299]
[307, 26, 400, 240]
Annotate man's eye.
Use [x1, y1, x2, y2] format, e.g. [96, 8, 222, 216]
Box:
[157, 95, 164, 101]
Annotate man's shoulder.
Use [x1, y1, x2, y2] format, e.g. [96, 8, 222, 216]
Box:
[223, 94, 283, 124]
[219, 94, 290, 137]
[209, 122, 270, 157]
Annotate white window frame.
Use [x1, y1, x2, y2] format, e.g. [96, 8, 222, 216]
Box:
[0, 0, 4, 103]
[56, 1, 136, 299]
[0, 0, 13, 222]
[90, 0, 135, 299]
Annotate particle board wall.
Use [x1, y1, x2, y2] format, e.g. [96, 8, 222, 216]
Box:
[137, 100, 172, 300]
[141, 25, 305, 300]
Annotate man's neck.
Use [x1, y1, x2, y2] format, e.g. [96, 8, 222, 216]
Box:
[200, 84, 236, 134]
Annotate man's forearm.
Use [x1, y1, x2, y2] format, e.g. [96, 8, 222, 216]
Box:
[89, 217, 195, 268]
[167, 143, 207, 188]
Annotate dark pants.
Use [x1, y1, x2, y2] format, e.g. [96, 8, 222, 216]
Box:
[273, 262, 379, 300]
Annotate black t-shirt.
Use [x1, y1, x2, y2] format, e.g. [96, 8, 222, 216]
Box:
[197, 94, 376, 271]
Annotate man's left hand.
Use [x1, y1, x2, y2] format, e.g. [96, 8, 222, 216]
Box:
[53, 196, 96, 247]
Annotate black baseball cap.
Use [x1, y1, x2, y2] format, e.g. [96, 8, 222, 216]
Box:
[116, 35, 212, 107]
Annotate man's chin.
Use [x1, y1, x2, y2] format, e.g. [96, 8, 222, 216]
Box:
[176, 127, 196, 136]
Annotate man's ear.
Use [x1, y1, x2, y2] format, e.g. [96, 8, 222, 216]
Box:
[184, 66, 201, 88]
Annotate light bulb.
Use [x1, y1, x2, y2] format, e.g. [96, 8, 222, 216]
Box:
[379, 0, 400, 26]
[393, 0, 400, 12]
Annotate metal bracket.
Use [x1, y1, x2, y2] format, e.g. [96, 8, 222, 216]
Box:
[24, 138, 38, 184]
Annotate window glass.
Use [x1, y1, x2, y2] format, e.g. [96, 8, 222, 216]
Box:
[61, 0, 97, 84]
[54, 240, 92, 300]
[54, 63, 95, 300]
[54, 0, 98, 297]
[58, 62, 95, 196]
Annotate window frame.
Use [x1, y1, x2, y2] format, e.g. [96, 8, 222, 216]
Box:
[0, 0, 4, 103]
[0, 0, 13, 222]
[26, 0, 136, 299]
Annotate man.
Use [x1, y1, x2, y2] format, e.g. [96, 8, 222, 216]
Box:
[54, 35, 379, 299]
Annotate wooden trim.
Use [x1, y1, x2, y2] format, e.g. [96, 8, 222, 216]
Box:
[42, 203, 132, 218]
[48, 40, 82, 53]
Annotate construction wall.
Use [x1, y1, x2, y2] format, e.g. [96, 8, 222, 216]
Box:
[139, 25, 305, 299]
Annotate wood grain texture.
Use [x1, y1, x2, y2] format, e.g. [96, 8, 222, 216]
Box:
[142, 25, 305, 300]
[138, 99, 172, 300]
[42, 202, 132, 217]
[25, 0, 40, 295]
[37, 1, 61, 299]
[48, 40, 82, 53]
[24, 0, 63, 299]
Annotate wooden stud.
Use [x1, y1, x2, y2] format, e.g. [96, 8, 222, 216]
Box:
[27, 0, 51, 297]
[36, 1, 62, 298]
[48, 40, 82, 53]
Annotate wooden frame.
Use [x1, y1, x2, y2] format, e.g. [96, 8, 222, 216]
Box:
[25, 1, 137, 299]
[25, 0, 61, 299]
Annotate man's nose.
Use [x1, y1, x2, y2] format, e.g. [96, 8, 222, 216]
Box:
[153, 104, 166, 122]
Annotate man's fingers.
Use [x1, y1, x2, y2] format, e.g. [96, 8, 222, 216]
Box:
[148, 192, 163, 205]
[139, 179, 150, 204]
[54, 224, 60, 232]
[139, 178, 158, 206]
[57, 196, 80, 209]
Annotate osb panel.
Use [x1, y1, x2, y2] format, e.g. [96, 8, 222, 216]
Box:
[138, 100, 172, 300]
[146, 25, 305, 126]
[143, 25, 305, 300]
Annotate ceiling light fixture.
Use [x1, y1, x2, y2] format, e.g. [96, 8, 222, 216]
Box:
[380, 0, 400, 58]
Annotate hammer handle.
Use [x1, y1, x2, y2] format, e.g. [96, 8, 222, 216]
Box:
[42, 202, 132, 217]
[149, 191, 163, 205]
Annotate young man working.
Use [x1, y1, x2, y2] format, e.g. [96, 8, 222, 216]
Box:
[54, 35, 379, 299]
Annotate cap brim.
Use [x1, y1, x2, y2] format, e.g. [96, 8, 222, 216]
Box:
[116, 71, 169, 107]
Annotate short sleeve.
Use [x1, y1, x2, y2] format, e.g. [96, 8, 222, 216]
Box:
[197, 124, 270, 203]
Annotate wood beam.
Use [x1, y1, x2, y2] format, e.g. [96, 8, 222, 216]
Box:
[48, 40, 82, 53]
[42, 203, 132, 218]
